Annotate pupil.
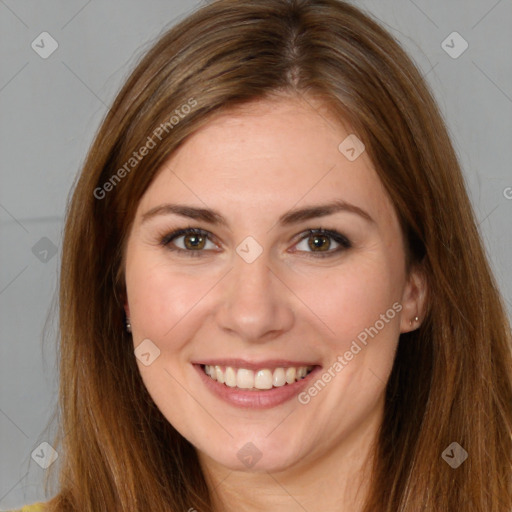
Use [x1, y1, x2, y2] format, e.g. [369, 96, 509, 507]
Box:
[185, 234, 204, 249]
[310, 235, 328, 251]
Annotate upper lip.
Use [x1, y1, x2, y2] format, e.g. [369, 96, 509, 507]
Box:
[192, 358, 321, 371]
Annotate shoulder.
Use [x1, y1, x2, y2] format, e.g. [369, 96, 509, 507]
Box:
[8, 503, 47, 512]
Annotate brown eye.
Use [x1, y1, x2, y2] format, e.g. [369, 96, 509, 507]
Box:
[183, 232, 206, 250]
[294, 229, 352, 258]
[161, 228, 216, 257]
[160, 227, 351, 259]
[308, 233, 331, 252]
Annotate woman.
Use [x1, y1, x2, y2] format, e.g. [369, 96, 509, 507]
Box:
[16, 0, 512, 510]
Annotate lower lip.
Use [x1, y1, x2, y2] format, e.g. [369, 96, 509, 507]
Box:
[193, 364, 322, 409]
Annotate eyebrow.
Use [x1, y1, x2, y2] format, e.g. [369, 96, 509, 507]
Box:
[141, 199, 375, 227]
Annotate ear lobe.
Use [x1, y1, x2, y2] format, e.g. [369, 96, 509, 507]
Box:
[399, 265, 428, 333]
[123, 302, 132, 334]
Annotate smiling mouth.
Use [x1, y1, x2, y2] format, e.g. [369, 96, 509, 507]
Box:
[201, 364, 316, 391]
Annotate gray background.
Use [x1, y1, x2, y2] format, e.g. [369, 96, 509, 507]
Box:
[0, 0, 510, 508]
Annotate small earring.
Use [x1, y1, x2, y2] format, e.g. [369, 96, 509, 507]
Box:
[409, 316, 420, 326]
[126, 318, 132, 333]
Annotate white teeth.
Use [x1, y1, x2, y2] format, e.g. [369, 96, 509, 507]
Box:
[255, 369, 273, 389]
[237, 369, 254, 389]
[225, 366, 237, 387]
[203, 364, 314, 390]
[272, 367, 286, 387]
[285, 367, 296, 383]
[215, 365, 224, 384]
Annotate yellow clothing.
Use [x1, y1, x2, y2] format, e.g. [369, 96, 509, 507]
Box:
[10, 504, 46, 512]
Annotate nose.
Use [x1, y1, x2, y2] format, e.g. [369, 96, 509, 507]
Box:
[215, 250, 295, 343]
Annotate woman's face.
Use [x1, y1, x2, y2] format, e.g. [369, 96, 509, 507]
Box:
[124, 96, 424, 474]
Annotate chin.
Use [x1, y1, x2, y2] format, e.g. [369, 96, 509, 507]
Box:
[197, 436, 306, 473]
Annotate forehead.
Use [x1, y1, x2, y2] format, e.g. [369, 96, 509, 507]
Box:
[135, 96, 394, 226]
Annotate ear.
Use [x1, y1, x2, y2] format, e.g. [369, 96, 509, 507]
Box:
[399, 264, 428, 333]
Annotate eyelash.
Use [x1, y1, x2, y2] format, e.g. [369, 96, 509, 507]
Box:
[159, 226, 352, 259]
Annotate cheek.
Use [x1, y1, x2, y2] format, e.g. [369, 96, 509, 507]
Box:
[126, 254, 200, 342]
[294, 255, 403, 413]
[300, 254, 402, 344]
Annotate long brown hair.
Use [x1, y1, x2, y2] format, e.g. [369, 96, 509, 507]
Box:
[43, 0, 512, 510]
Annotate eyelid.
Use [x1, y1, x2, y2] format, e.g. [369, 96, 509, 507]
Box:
[160, 227, 215, 247]
[159, 226, 351, 258]
[292, 228, 351, 254]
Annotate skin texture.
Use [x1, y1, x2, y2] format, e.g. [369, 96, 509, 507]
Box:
[123, 95, 427, 511]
